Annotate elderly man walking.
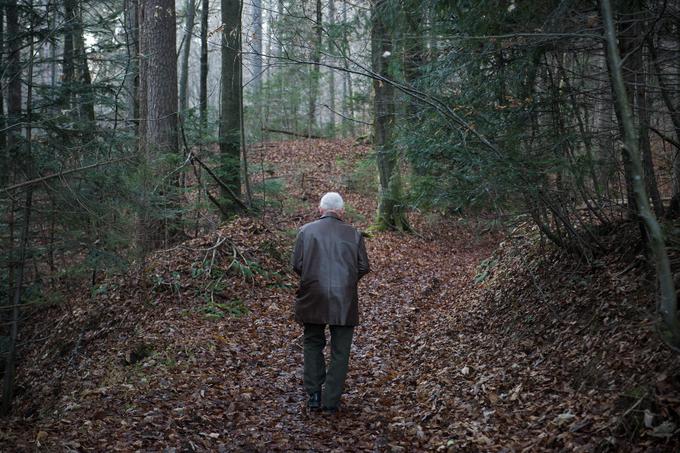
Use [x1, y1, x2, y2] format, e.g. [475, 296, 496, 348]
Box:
[291, 192, 370, 413]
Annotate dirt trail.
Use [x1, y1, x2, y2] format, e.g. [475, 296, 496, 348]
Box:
[207, 139, 497, 450]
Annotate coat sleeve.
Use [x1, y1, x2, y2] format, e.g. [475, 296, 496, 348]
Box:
[291, 229, 304, 276]
[357, 233, 370, 279]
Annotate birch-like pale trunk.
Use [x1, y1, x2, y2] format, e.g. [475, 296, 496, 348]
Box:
[179, 0, 197, 119]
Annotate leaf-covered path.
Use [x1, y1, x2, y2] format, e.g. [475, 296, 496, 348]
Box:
[5, 140, 680, 451]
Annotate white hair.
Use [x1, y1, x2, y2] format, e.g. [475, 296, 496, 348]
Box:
[319, 192, 344, 211]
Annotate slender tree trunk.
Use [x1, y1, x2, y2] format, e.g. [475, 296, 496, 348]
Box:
[49, 0, 57, 96]
[618, 6, 662, 218]
[600, 0, 680, 344]
[62, 0, 75, 111]
[327, 0, 336, 135]
[403, 1, 424, 118]
[371, 0, 408, 231]
[200, 0, 209, 131]
[275, 0, 283, 58]
[251, 0, 263, 91]
[276, 0, 285, 130]
[125, 0, 139, 133]
[6, 0, 20, 155]
[179, 0, 197, 119]
[193, 0, 209, 237]
[71, 1, 95, 125]
[250, 0, 262, 134]
[239, 27, 253, 208]
[1, 0, 34, 414]
[0, 4, 6, 157]
[264, 0, 272, 80]
[3, 1, 20, 376]
[137, 1, 148, 151]
[595, 53, 615, 198]
[1, 188, 32, 416]
[61, 0, 95, 129]
[636, 62, 663, 217]
[341, 0, 354, 136]
[220, 0, 242, 215]
[308, 0, 321, 135]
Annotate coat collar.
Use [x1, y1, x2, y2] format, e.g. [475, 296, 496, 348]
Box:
[320, 212, 343, 221]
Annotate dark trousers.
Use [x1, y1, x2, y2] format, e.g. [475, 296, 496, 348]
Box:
[303, 323, 354, 408]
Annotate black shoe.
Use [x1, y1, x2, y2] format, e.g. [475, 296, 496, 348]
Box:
[321, 406, 338, 414]
[307, 392, 321, 410]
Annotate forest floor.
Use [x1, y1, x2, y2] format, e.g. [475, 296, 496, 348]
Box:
[3, 139, 680, 452]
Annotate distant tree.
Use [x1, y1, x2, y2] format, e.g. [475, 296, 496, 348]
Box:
[251, 0, 263, 92]
[69, 0, 95, 126]
[6, 0, 21, 162]
[308, 0, 322, 135]
[340, 0, 355, 137]
[179, 0, 197, 120]
[200, 0, 209, 131]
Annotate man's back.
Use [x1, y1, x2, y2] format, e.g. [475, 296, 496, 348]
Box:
[292, 213, 369, 326]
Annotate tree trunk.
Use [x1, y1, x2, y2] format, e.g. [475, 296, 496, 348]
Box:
[220, 0, 242, 215]
[62, 0, 75, 110]
[251, 0, 262, 91]
[341, 0, 354, 136]
[595, 53, 615, 199]
[371, 0, 408, 231]
[62, 0, 95, 126]
[263, 0, 273, 123]
[196, 0, 209, 237]
[636, 62, 663, 217]
[307, 0, 321, 135]
[6, 0, 20, 159]
[600, 0, 680, 344]
[124, 0, 139, 133]
[327, 0, 336, 135]
[4, 0, 20, 359]
[140, 1, 178, 156]
[612, 6, 639, 220]
[1, 188, 32, 416]
[403, 0, 424, 118]
[275, 0, 283, 58]
[200, 0, 209, 131]
[179, 0, 197, 119]
[0, 4, 6, 158]
[71, 1, 95, 125]
[138, 0, 180, 251]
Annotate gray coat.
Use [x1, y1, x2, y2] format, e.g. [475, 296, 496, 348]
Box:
[291, 213, 370, 326]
